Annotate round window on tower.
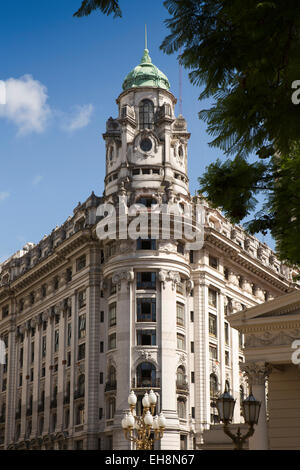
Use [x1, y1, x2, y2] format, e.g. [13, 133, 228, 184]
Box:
[140, 138, 152, 153]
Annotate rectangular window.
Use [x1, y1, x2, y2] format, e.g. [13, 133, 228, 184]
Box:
[176, 303, 185, 327]
[208, 288, 217, 308]
[2, 306, 9, 319]
[209, 314, 217, 337]
[191, 342, 194, 353]
[191, 371, 195, 383]
[42, 336, 46, 358]
[137, 272, 156, 290]
[78, 315, 86, 339]
[177, 334, 186, 351]
[209, 255, 218, 270]
[67, 323, 72, 347]
[99, 408, 103, 420]
[190, 311, 194, 322]
[209, 344, 218, 361]
[108, 303, 117, 327]
[100, 311, 104, 323]
[108, 333, 116, 351]
[54, 330, 59, 352]
[100, 342, 104, 353]
[225, 350, 230, 366]
[78, 290, 86, 309]
[137, 298, 156, 322]
[31, 343, 35, 363]
[192, 407, 195, 419]
[137, 239, 156, 250]
[100, 372, 103, 384]
[78, 343, 85, 361]
[67, 352, 71, 367]
[224, 323, 229, 345]
[76, 255, 86, 272]
[136, 329, 156, 346]
[239, 332, 244, 350]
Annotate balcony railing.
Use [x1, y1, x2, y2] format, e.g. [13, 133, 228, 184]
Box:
[105, 381, 117, 392]
[176, 380, 189, 391]
[74, 390, 84, 400]
[131, 378, 160, 389]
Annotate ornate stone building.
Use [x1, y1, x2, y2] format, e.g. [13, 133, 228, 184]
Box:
[0, 48, 297, 450]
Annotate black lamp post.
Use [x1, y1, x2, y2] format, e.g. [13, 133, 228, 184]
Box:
[216, 388, 261, 450]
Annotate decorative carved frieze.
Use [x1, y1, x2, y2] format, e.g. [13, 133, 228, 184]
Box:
[245, 329, 300, 348]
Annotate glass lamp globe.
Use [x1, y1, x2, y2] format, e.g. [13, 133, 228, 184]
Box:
[127, 412, 135, 428]
[242, 393, 261, 426]
[142, 392, 150, 408]
[153, 416, 159, 430]
[122, 414, 128, 429]
[149, 390, 157, 405]
[216, 390, 236, 424]
[158, 413, 166, 429]
[128, 391, 137, 407]
[144, 410, 154, 427]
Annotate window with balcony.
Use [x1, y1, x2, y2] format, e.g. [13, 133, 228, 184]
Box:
[136, 329, 156, 346]
[106, 397, 116, 420]
[137, 298, 156, 322]
[136, 362, 157, 388]
[137, 272, 156, 290]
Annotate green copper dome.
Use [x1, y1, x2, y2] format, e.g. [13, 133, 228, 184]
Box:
[122, 49, 170, 91]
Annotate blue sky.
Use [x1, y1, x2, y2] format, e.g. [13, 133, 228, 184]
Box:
[0, 0, 273, 262]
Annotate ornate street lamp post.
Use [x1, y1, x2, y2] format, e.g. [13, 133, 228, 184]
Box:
[216, 388, 261, 450]
[122, 390, 166, 450]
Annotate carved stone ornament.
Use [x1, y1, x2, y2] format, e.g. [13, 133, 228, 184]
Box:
[136, 350, 152, 360]
[241, 361, 272, 386]
[112, 270, 134, 289]
[158, 270, 181, 290]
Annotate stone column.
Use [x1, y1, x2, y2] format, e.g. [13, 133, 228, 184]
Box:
[85, 269, 101, 450]
[242, 362, 272, 450]
[113, 270, 134, 450]
[5, 315, 17, 447]
[159, 270, 181, 450]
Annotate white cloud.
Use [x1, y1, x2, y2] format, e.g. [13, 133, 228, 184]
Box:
[61, 104, 94, 132]
[32, 175, 43, 185]
[0, 75, 51, 135]
[0, 75, 94, 135]
[0, 192, 10, 202]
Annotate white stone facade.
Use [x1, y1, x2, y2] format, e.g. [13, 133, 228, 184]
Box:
[0, 59, 297, 450]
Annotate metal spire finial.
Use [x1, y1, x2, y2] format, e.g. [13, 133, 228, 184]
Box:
[145, 24, 148, 50]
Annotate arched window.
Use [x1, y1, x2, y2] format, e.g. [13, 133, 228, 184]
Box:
[136, 362, 156, 388]
[139, 99, 154, 129]
[176, 366, 186, 387]
[177, 397, 186, 419]
[136, 196, 157, 208]
[210, 374, 218, 398]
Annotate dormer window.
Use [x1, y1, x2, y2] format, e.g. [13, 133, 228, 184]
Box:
[139, 99, 154, 129]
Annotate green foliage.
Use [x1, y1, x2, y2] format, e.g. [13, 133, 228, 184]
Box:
[74, 0, 122, 18]
[74, 0, 300, 266]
